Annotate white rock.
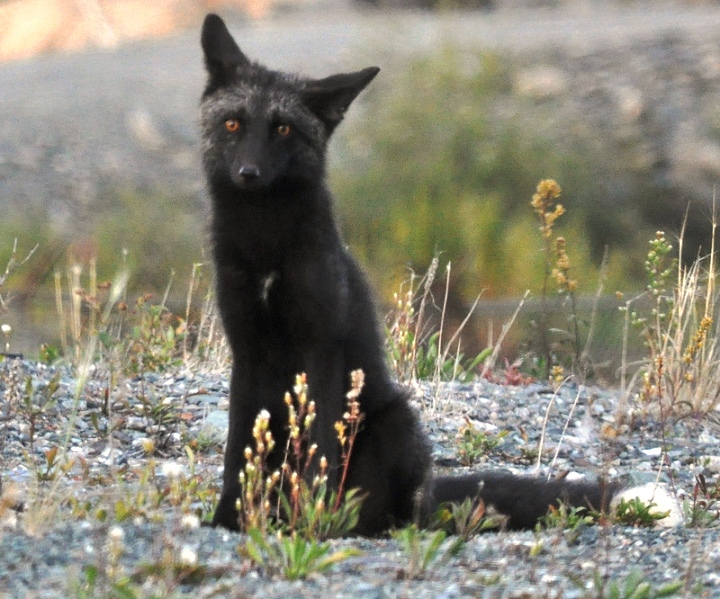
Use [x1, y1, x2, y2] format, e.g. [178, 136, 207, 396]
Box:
[514, 66, 568, 100]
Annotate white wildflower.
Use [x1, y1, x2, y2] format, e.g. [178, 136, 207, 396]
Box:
[161, 461, 183, 479]
[180, 546, 198, 566]
[181, 514, 200, 529]
[108, 525, 124, 542]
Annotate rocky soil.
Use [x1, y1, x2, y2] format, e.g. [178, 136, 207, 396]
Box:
[1, 358, 720, 597]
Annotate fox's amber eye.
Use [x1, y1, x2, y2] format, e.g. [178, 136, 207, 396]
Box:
[276, 124, 291, 137]
[225, 119, 240, 132]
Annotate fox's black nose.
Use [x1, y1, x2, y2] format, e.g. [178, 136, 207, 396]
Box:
[238, 165, 261, 181]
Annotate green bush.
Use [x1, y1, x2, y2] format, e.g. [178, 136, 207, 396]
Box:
[332, 47, 654, 301]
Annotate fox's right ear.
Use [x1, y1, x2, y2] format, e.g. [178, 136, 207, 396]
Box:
[201, 14, 249, 86]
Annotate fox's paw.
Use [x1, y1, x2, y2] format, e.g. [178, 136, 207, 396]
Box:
[211, 494, 241, 531]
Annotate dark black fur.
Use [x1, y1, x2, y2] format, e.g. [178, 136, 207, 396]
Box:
[201, 14, 614, 535]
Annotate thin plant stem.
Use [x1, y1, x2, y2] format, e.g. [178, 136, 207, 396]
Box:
[480, 290, 528, 379]
[548, 384, 582, 475]
[54, 271, 68, 357]
[581, 246, 609, 377]
[433, 261, 451, 388]
[412, 256, 438, 381]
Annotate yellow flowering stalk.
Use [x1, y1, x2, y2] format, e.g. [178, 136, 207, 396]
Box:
[531, 179, 581, 378]
[238, 409, 279, 532]
[334, 370, 365, 511]
[531, 179, 564, 240]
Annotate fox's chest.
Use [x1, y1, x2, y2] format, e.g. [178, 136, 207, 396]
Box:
[226, 267, 304, 324]
[215, 240, 348, 345]
[221, 267, 282, 311]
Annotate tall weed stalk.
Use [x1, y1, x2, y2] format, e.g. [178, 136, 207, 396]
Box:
[386, 258, 488, 392]
[620, 218, 720, 422]
[530, 179, 583, 380]
[0, 239, 38, 313]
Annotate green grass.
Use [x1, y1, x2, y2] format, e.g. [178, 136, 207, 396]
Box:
[332, 47, 659, 302]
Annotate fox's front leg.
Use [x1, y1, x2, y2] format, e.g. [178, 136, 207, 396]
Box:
[303, 349, 345, 490]
[212, 366, 256, 530]
[211, 266, 269, 530]
[289, 257, 350, 491]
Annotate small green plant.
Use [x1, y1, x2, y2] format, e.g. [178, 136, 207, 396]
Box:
[242, 527, 359, 581]
[539, 502, 603, 544]
[415, 331, 489, 383]
[684, 473, 720, 528]
[111, 465, 166, 524]
[38, 343, 61, 365]
[393, 524, 465, 579]
[433, 498, 503, 539]
[455, 419, 508, 466]
[1, 363, 61, 451]
[233, 373, 369, 580]
[135, 388, 181, 453]
[613, 497, 669, 528]
[75, 447, 218, 526]
[68, 257, 226, 373]
[518, 445, 540, 464]
[587, 569, 683, 599]
[2, 364, 78, 485]
[622, 231, 677, 412]
[161, 447, 219, 522]
[33, 446, 66, 482]
[124, 293, 185, 374]
[540, 502, 599, 531]
[74, 564, 102, 599]
[73, 525, 223, 598]
[74, 526, 134, 598]
[131, 546, 213, 588]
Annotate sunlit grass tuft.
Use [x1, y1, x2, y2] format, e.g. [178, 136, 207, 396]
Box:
[618, 219, 720, 423]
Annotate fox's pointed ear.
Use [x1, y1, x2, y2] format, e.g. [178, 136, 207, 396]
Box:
[302, 67, 380, 134]
[201, 14, 249, 85]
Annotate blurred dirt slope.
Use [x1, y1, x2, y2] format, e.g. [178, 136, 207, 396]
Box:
[0, 0, 282, 61]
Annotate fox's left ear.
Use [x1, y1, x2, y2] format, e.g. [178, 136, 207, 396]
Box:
[302, 67, 380, 134]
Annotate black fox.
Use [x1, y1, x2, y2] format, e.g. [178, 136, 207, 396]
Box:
[201, 13, 614, 535]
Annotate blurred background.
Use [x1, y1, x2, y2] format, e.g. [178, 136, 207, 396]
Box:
[2, 0, 720, 377]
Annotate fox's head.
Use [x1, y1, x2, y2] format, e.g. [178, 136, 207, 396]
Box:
[200, 14, 379, 192]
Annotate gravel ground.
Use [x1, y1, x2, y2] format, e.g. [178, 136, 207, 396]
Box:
[1, 358, 720, 597]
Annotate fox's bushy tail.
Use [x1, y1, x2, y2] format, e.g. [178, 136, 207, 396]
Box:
[429, 472, 617, 529]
